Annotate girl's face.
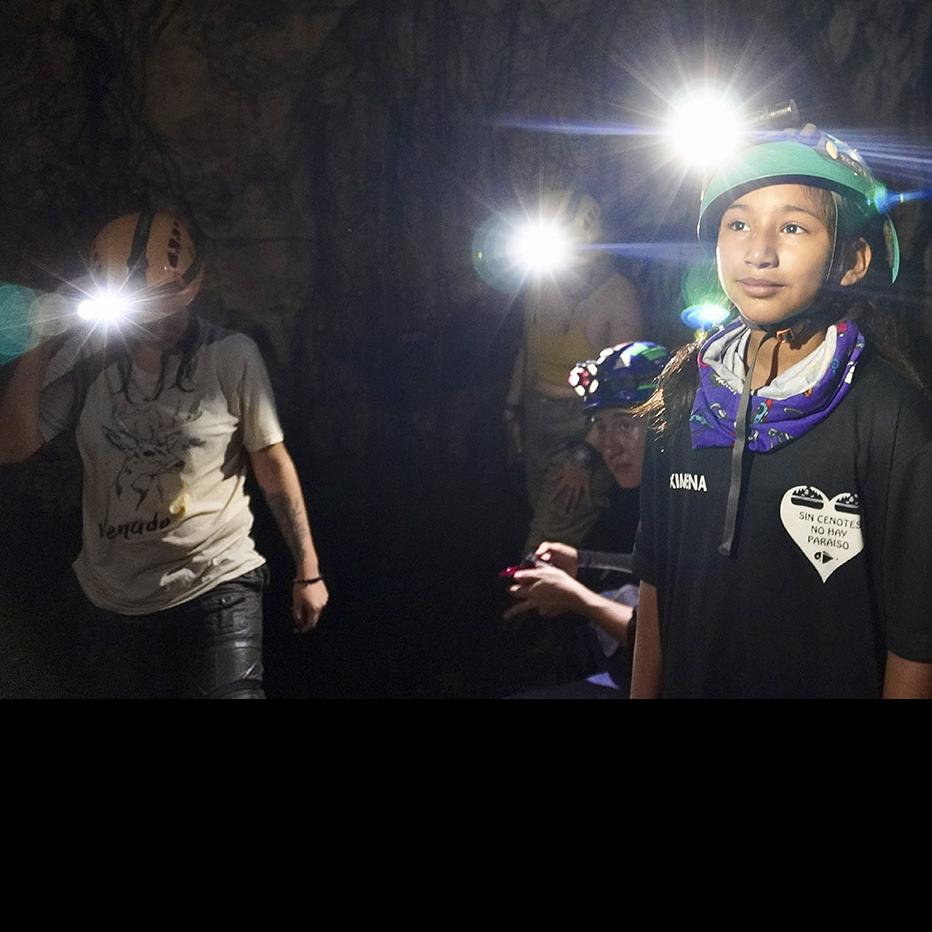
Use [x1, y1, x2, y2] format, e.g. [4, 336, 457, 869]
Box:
[715, 183, 865, 327]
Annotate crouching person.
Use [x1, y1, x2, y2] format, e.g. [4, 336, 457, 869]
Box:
[505, 342, 669, 698]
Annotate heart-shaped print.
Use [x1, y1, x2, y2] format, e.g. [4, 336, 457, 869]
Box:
[779, 486, 864, 583]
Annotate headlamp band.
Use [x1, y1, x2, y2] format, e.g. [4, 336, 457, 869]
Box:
[125, 210, 201, 296]
[145, 251, 202, 296]
[127, 209, 156, 284]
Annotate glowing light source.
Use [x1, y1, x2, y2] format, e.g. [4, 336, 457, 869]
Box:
[872, 185, 932, 213]
[680, 258, 731, 336]
[77, 290, 130, 323]
[681, 303, 731, 332]
[569, 361, 592, 396]
[507, 220, 572, 274]
[668, 87, 743, 171]
[473, 194, 600, 291]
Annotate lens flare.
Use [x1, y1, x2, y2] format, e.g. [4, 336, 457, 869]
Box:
[681, 303, 732, 331]
[0, 283, 37, 359]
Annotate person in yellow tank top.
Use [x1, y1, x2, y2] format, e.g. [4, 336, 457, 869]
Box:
[504, 190, 645, 552]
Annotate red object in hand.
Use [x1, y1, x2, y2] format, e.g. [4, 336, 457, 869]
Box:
[498, 554, 539, 578]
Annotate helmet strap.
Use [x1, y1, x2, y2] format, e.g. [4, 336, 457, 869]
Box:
[134, 218, 202, 301]
[179, 252, 202, 288]
[148, 251, 202, 296]
[718, 326, 792, 557]
[127, 210, 156, 285]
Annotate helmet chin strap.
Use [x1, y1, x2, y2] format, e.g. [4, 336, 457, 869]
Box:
[736, 307, 831, 349]
[718, 327, 778, 556]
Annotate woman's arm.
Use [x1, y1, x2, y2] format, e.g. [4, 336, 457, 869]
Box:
[0, 341, 57, 464]
[883, 651, 932, 699]
[249, 441, 329, 633]
[505, 563, 633, 644]
[630, 581, 661, 698]
[577, 586, 634, 644]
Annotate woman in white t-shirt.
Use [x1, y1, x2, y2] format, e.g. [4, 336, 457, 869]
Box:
[0, 210, 328, 698]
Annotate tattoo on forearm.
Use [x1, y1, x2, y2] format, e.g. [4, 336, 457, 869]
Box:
[266, 491, 310, 564]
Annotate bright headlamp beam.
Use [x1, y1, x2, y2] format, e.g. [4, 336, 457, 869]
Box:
[77, 290, 131, 323]
[668, 87, 743, 171]
[507, 221, 572, 274]
[873, 187, 932, 212]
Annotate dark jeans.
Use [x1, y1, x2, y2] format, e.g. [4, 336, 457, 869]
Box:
[74, 565, 268, 699]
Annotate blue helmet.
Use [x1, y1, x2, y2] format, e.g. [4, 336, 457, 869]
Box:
[568, 341, 670, 411]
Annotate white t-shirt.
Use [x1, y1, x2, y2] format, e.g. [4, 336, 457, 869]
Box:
[40, 321, 284, 614]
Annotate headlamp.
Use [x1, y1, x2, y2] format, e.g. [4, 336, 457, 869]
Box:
[668, 87, 800, 173]
[473, 206, 590, 290]
[680, 303, 732, 334]
[506, 220, 573, 275]
[668, 87, 744, 171]
[73, 265, 196, 330]
[568, 361, 600, 398]
[77, 289, 132, 324]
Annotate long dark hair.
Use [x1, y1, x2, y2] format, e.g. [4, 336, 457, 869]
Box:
[110, 312, 203, 405]
[69, 311, 205, 420]
[638, 185, 926, 437]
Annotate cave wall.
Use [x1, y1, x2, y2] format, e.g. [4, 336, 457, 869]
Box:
[3, 1, 931, 403]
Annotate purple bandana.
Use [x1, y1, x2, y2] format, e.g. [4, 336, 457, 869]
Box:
[690, 319, 865, 452]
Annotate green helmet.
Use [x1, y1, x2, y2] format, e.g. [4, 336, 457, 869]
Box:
[697, 131, 900, 282]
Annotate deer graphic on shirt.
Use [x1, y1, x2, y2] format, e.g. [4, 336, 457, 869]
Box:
[102, 399, 205, 510]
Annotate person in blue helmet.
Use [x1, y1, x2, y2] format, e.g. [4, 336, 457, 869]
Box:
[505, 341, 670, 697]
[631, 124, 932, 698]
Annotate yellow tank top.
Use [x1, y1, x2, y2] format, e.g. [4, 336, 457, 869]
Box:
[526, 322, 597, 389]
